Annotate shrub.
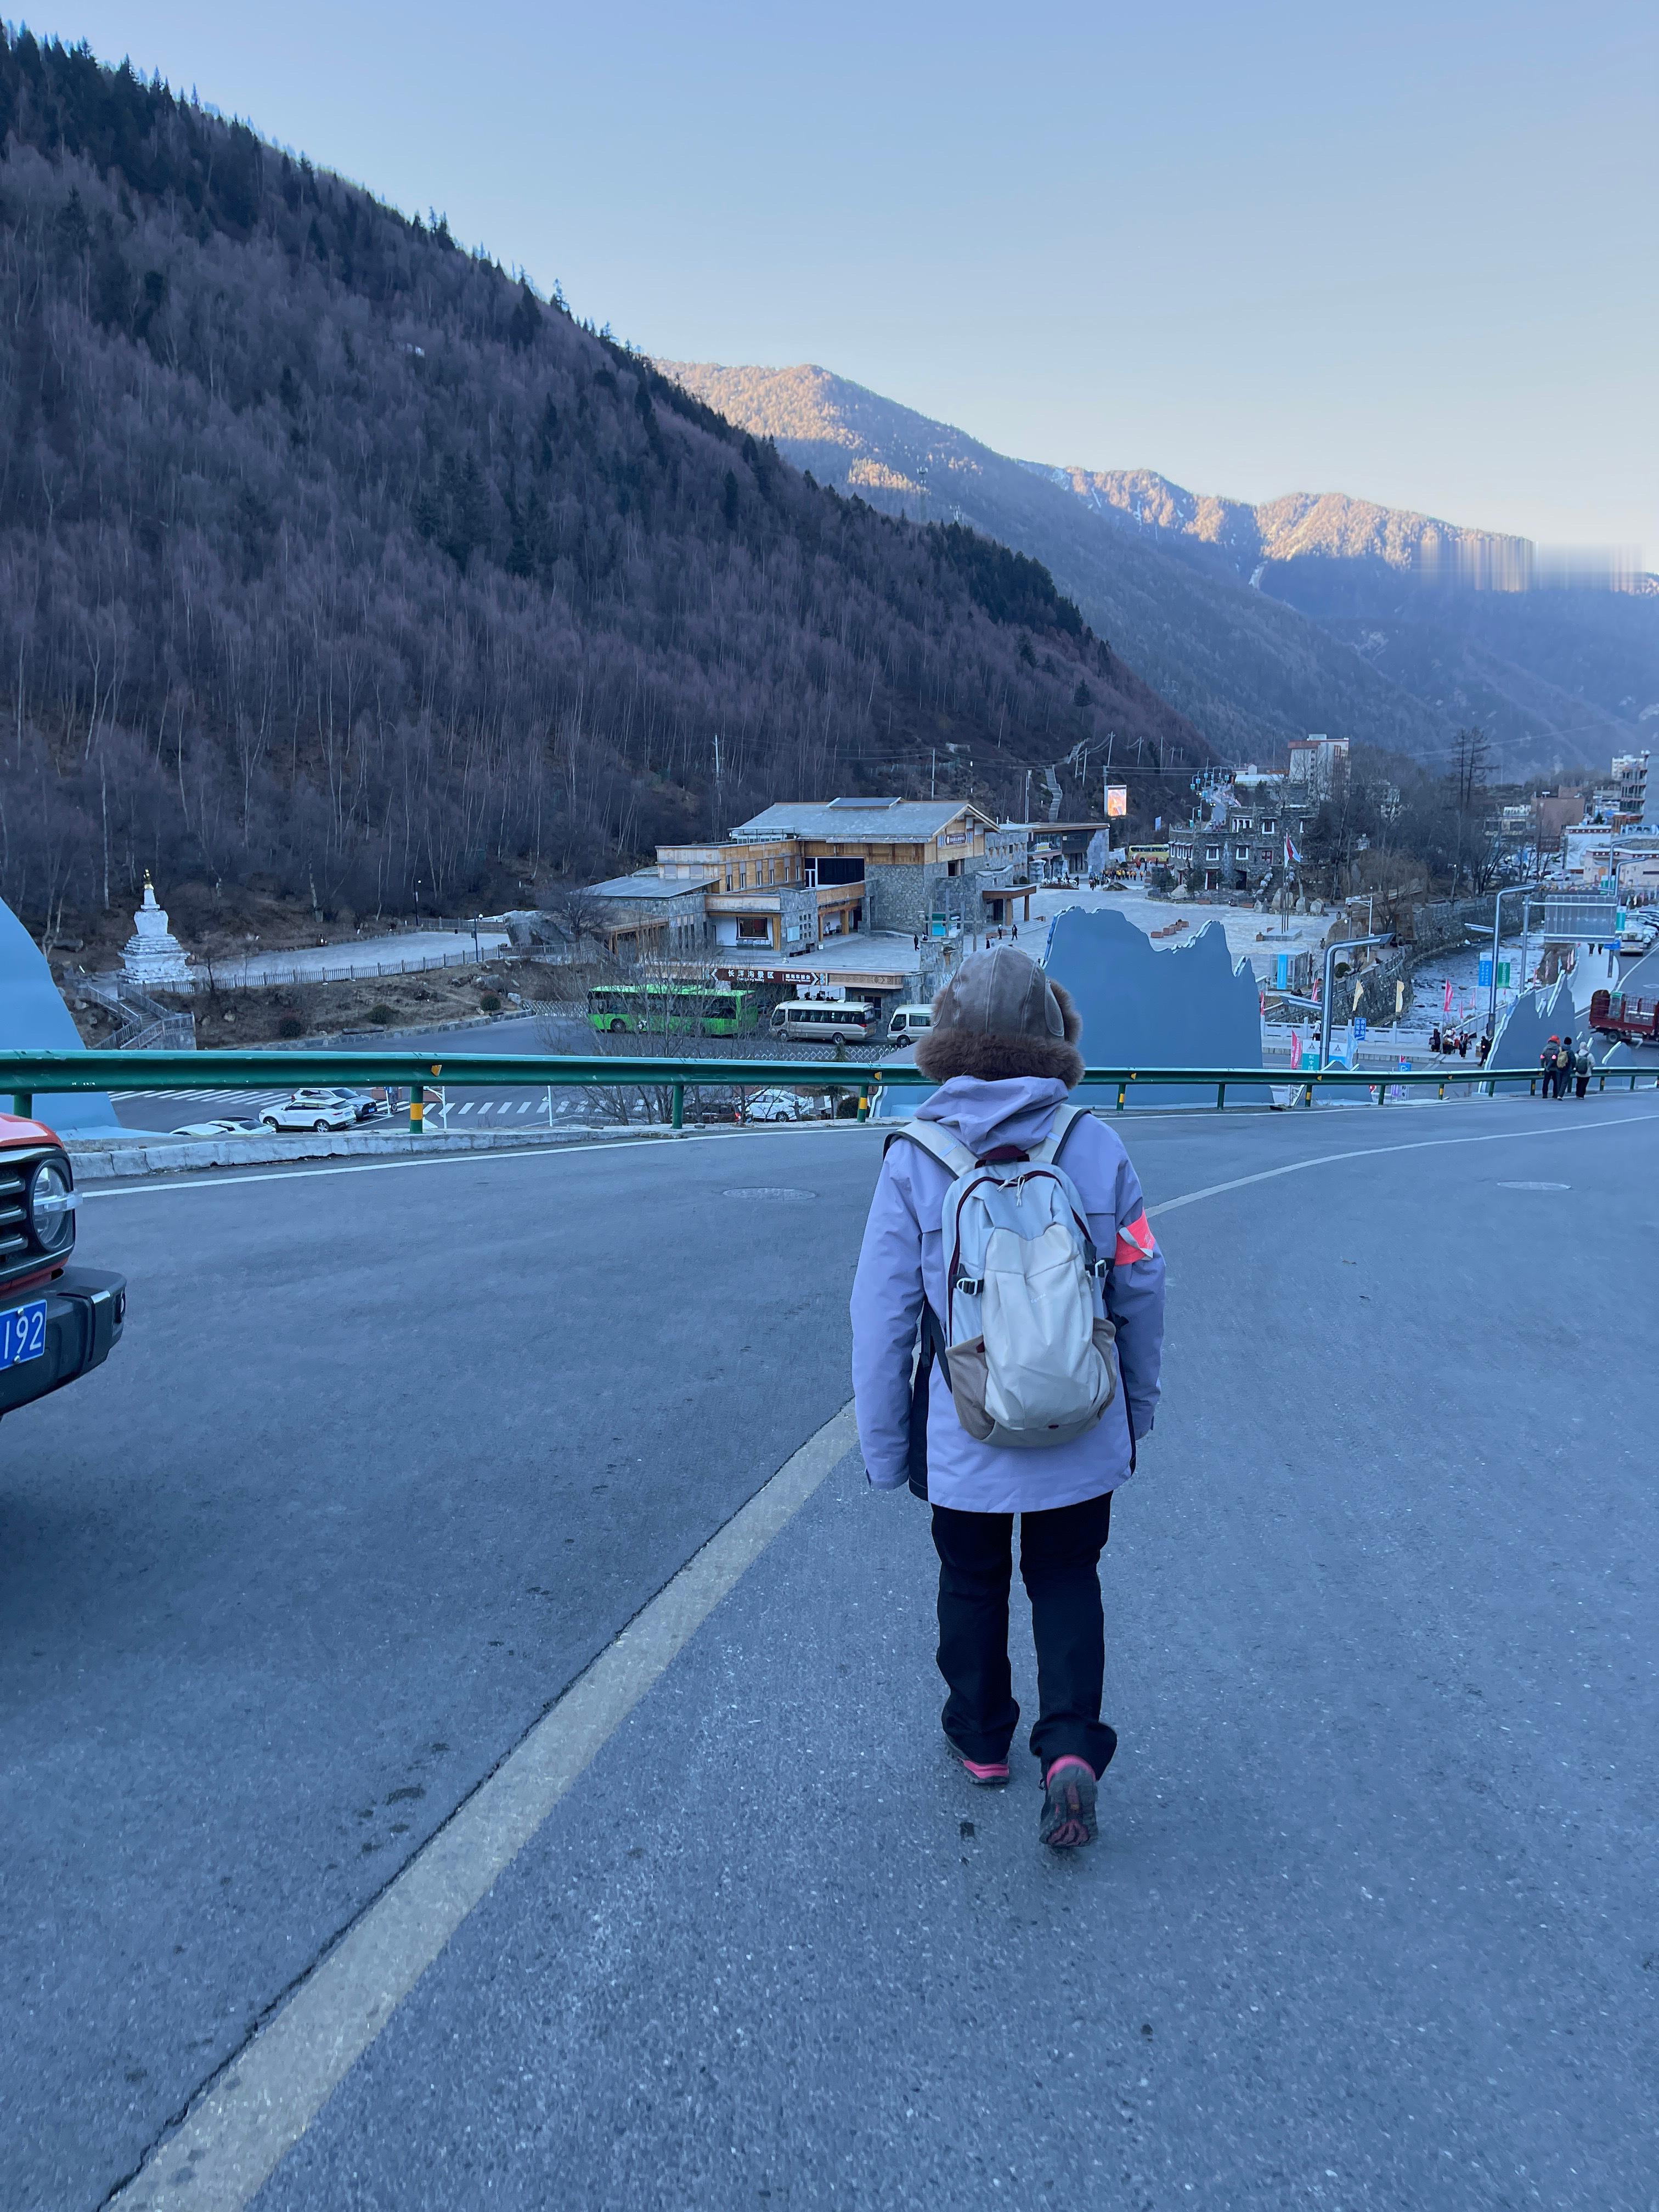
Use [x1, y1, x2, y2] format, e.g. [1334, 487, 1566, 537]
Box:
[479, 992, 501, 1012]
[276, 1014, 304, 1039]
[368, 1003, 394, 1025]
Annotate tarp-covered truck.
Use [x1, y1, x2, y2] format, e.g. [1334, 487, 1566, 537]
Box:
[1589, 988, 1659, 1049]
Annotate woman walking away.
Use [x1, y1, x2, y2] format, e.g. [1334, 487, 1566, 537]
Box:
[850, 948, 1166, 1851]
[1575, 1039, 1594, 1099]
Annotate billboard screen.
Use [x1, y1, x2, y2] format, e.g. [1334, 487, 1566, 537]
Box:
[1105, 785, 1128, 819]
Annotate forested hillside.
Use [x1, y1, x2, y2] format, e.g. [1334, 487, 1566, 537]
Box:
[671, 364, 1659, 780]
[0, 35, 1205, 944]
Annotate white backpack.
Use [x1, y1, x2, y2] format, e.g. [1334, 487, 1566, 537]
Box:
[892, 1105, 1119, 1451]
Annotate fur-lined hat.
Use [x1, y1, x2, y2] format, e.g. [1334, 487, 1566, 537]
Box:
[913, 946, 1083, 1087]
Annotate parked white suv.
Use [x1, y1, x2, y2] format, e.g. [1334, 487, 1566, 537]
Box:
[260, 1092, 362, 1133]
[743, 1087, 818, 1123]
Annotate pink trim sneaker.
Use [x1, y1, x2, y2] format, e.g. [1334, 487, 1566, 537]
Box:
[1039, 1756, 1097, 1848]
[944, 1733, 1011, 1787]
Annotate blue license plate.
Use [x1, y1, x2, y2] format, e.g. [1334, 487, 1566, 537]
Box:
[0, 1300, 47, 1369]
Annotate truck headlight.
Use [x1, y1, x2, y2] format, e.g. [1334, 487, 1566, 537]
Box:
[29, 1160, 76, 1252]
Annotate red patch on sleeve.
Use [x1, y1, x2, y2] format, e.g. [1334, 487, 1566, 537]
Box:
[1113, 1211, 1158, 1266]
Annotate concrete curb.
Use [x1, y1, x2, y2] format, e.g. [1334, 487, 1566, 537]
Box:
[64, 1124, 667, 1181]
[65, 1116, 877, 1182]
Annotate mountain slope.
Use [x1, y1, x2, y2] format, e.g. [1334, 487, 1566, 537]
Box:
[661, 364, 1454, 768]
[665, 365, 1659, 777]
[1063, 469, 1659, 770]
[0, 35, 1206, 940]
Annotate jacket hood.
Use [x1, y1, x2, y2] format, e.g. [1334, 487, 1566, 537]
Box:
[914, 1075, 1071, 1159]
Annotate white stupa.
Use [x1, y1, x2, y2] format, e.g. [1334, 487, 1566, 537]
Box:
[121, 875, 191, 988]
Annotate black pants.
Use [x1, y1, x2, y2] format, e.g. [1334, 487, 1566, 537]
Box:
[931, 1492, 1117, 1776]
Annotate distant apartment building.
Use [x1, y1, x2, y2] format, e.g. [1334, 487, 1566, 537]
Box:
[1613, 751, 1650, 820]
[1286, 733, 1350, 795]
[1533, 786, 1585, 844]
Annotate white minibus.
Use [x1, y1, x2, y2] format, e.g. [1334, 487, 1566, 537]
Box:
[769, 998, 877, 1043]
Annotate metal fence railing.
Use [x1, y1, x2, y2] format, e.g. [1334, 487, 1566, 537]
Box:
[2, 1050, 1652, 1135]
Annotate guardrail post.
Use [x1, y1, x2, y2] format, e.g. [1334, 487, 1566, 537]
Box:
[672, 1081, 684, 1131]
[11, 1092, 31, 1119]
[1216, 1081, 1226, 1109]
[1116, 1081, 1126, 1112]
[856, 1090, 869, 1122]
[1303, 1082, 1313, 1107]
[408, 1085, 424, 1133]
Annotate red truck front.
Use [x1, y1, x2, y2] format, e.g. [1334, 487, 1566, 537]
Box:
[0, 1112, 125, 1421]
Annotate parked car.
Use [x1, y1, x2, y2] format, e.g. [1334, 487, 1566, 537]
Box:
[743, 1087, 818, 1123]
[0, 1110, 125, 1424]
[170, 1119, 263, 1137]
[886, 1003, 934, 1043]
[283, 1086, 381, 1121]
[260, 1094, 360, 1132]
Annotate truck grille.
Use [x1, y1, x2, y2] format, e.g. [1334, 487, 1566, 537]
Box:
[0, 1144, 73, 1288]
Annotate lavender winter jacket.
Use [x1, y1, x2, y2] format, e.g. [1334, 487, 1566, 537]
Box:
[850, 1076, 1166, 1513]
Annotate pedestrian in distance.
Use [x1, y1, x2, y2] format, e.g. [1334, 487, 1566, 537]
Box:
[1541, 1036, 1559, 1098]
[1575, 1040, 1593, 1100]
[1431, 1024, 1442, 1054]
[1555, 1037, 1575, 1099]
[850, 947, 1166, 1852]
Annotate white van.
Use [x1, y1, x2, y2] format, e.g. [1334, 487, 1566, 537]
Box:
[769, 998, 877, 1043]
[886, 1003, 934, 1043]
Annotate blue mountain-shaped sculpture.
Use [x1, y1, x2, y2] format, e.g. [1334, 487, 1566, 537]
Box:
[0, 900, 115, 1127]
[1043, 907, 1268, 1108]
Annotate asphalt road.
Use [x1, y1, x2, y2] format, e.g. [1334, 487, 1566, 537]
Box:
[105, 1013, 885, 1133]
[107, 1014, 590, 1133]
[4, 1097, 1656, 2209]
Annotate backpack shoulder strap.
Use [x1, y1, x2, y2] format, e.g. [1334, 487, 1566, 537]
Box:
[883, 1120, 976, 1177]
[1028, 1103, 1090, 1168]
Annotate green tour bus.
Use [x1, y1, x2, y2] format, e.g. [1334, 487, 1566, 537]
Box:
[587, 983, 757, 1036]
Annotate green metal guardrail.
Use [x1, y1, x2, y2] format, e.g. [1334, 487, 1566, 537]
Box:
[0, 1049, 1647, 1133]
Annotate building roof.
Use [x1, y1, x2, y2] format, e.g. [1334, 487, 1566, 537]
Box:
[588, 872, 709, 905]
[727, 797, 996, 844]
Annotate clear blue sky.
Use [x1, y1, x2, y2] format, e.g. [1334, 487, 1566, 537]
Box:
[35, 1, 1659, 560]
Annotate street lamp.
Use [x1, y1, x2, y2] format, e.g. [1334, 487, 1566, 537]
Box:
[1487, 885, 1531, 1040]
[1319, 935, 1392, 1071]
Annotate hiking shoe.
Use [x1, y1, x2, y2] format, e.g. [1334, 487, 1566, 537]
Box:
[1039, 1756, 1097, 1848]
[943, 1731, 1011, 1787]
